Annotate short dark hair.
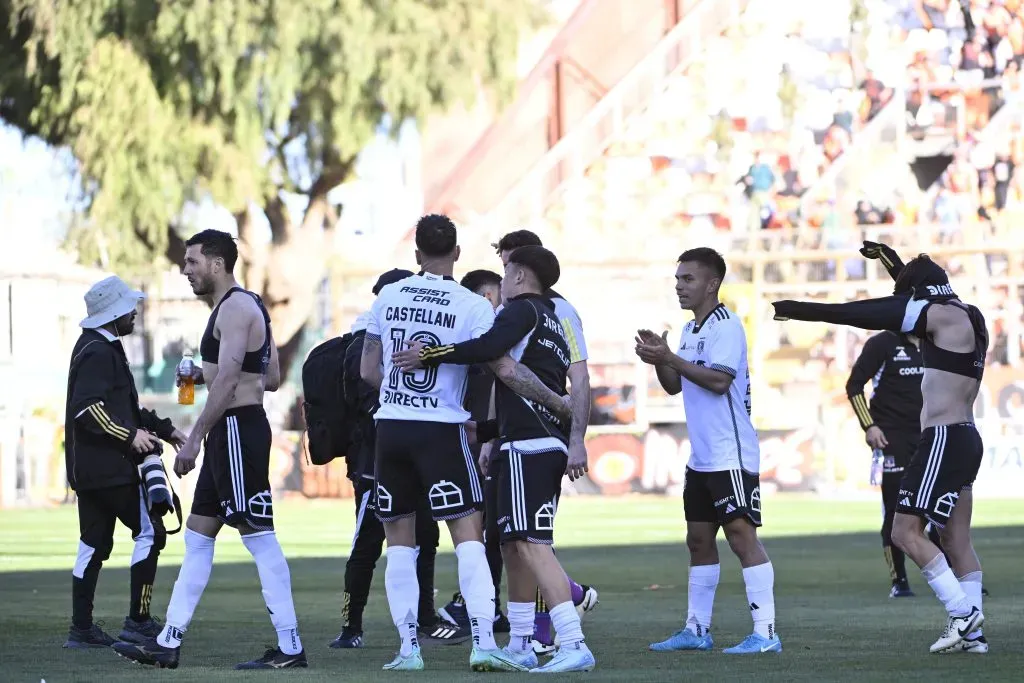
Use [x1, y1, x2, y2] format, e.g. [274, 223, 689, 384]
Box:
[678, 247, 726, 281]
[508, 245, 560, 291]
[415, 214, 458, 257]
[186, 229, 238, 272]
[494, 229, 542, 254]
[460, 269, 502, 293]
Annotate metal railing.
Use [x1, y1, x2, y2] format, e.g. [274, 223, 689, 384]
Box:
[476, 0, 751, 239]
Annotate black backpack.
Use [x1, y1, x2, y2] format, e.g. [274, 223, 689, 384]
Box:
[301, 333, 355, 465]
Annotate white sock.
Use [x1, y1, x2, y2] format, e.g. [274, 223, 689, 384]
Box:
[241, 532, 302, 655]
[507, 601, 534, 652]
[455, 541, 497, 650]
[958, 570, 983, 637]
[921, 554, 970, 616]
[549, 601, 584, 647]
[385, 545, 420, 657]
[742, 562, 777, 640]
[158, 529, 215, 648]
[685, 564, 720, 636]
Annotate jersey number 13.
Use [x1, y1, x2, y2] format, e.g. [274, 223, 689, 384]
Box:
[389, 328, 441, 393]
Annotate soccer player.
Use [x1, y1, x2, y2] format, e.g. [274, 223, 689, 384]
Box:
[359, 214, 571, 672]
[773, 242, 988, 653]
[636, 247, 782, 655]
[332, 268, 468, 649]
[113, 230, 307, 670]
[394, 245, 596, 673]
[484, 230, 599, 654]
[434, 269, 511, 634]
[846, 331, 927, 597]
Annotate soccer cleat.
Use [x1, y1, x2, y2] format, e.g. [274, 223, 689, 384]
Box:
[529, 642, 595, 673]
[419, 620, 472, 646]
[470, 646, 529, 672]
[499, 645, 539, 670]
[382, 647, 424, 671]
[438, 592, 469, 629]
[493, 611, 511, 633]
[576, 584, 600, 615]
[64, 623, 116, 649]
[111, 637, 180, 669]
[328, 628, 364, 649]
[235, 647, 308, 670]
[649, 628, 714, 652]
[531, 638, 557, 656]
[889, 578, 915, 598]
[723, 633, 783, 654]
[954, 634, 989, 654]
[118, 616, 163, 644]
[930, 607, 984, 653]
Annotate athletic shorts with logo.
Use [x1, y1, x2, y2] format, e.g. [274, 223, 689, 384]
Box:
[897, 423, 983, 528]
[495, 441, 567, 545]
[373, 419, 483, 522]
[684, 466, 762, 527]
[192, 405, 274, 531]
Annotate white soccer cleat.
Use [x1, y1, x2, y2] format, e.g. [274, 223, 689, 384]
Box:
[951, 634, 988, 654]
[578, 585, 599, 616]
[930, 607, 984, 653]
[529, 642, 595, 673]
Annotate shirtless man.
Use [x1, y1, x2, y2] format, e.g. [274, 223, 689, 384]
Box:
[113, 229, 306, 670]
[772, 242, 988, 654]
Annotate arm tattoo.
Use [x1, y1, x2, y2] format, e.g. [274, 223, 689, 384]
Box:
[504, 361, 568, 419]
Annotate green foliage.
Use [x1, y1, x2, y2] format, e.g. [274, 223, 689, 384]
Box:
[1, 0, 544, 272]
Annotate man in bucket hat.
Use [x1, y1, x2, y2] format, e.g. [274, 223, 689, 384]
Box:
[63, 275, 187, 649]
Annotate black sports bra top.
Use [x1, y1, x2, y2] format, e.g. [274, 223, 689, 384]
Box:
[200, 287, 272, 374]
[909, 300, 987, 380]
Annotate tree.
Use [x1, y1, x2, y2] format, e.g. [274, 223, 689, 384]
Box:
[1, 0, 543, 372]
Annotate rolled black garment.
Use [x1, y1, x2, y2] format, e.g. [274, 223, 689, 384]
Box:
[771, 295, 916, 334]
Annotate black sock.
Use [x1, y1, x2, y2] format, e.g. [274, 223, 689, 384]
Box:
[130, 557, 159, 621]
[416, 546, 437, 624]
[884, 544, 908, 583]
[72, 565, 102, 629]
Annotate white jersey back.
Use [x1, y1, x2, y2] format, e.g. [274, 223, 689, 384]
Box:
[367, 272, 495, 423]
[676, 304, 760, 473]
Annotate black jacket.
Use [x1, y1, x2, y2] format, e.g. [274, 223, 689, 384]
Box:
[421, 294, 570, 445]
[343, 329, 377, 481]
[65, 329, 176, 492]
[846, 331, 923, 462]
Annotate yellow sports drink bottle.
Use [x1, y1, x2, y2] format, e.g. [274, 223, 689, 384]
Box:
[178, 351, 195, 405]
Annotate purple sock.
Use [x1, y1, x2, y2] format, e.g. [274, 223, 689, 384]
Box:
[568, 578, 585, 605]
[533, 610, 553, 645]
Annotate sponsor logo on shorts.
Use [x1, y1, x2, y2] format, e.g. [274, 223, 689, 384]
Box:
[429, 480, 464, 510]
[534, 500, 556, 531]
[376, 484, 393, 512]
[714, 496, 733, 506]
[750, 486, 762, 513]
[248, 490, 273, 520]
[934, 491, 958, 519]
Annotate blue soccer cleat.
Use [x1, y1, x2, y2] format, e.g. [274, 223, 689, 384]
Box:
[723, 633, 782, 654]
[649, 628, 714, 652]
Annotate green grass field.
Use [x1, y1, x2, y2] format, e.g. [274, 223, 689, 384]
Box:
[3, 495, 1024, 682]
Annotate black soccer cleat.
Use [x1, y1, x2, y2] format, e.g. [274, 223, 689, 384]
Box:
[419, 619, 472, 646]
[890, 578, 915, 598]
[118, 616, 164, 644]
[494, 611, 511, 634]
[328, 628, 364, 649]
[235, 647, 309, 670]
[112, 637, 180, 669]
[63, 623, 116, 649]
[438, 592, 469, 629]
